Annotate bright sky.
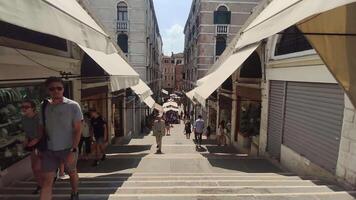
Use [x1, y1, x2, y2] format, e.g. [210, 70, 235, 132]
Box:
[153, 0, 192, 56]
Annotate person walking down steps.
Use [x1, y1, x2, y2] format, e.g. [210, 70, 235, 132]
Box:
[153, 113, 165, 154]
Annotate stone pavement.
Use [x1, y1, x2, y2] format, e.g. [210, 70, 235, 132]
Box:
[1, 122, 356, 199]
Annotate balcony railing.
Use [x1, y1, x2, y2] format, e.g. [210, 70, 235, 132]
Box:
[216, 25, 229, 35]
[117, 21, 129, 32]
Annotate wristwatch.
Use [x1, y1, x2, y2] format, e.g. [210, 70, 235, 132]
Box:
[71, 148, 77, 152]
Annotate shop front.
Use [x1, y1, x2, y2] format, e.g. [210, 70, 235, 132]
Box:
[236, 85, 261, 155]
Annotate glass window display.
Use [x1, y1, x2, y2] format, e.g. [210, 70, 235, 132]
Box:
[0, 85, 46, 170]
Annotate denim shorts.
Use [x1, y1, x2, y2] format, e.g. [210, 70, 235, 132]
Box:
[41, 149, 78, 173]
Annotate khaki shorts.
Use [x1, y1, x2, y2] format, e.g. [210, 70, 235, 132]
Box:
[41, 149, 78, 173]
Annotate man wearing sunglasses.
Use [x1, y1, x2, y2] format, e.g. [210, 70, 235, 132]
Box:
[39, 77, 83, 200]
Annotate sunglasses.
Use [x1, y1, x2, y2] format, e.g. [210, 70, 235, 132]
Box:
[21, 105, 32, 110]
[49, 87, 63, 92]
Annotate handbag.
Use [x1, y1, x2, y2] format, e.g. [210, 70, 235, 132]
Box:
[36, 99, 49, 152]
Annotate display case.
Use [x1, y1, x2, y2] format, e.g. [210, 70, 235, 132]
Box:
[0, 86, 44, 170]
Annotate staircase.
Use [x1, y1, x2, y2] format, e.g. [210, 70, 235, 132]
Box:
[1, 123, 355, 200]
[1, 168, 356, 199]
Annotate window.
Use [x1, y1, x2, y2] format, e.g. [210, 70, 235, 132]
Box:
[172, 77, 174, 80]
[275, 26, 313, 56]
[177, 60, 182, 65]
[117, 2, 128, 21]
[214, 6, 231, 24]
[117, 34, 128, 53]
[171, 60, 175, 64]
[215, 36, 226, 56]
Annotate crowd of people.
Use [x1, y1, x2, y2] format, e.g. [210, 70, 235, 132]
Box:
[21, 77, 109, 200]
[153, 106, 228, 153]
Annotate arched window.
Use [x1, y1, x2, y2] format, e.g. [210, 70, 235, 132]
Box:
[214, 5, 231, 24]
[215, 36, 226, 56]
[275, 26, 312, 56]
[117, 2, 128, 21]
[117, 34, 128, 53]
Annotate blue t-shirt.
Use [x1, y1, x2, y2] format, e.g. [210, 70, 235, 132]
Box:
[194, 118, 204, 133]
[40, 97, 83, 151]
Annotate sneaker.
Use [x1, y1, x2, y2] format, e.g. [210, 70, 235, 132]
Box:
[32, 186, 41, 194]
[101, 154, 106, 161]
[59, 173, 66, 180]
[70, 192, 79, 200]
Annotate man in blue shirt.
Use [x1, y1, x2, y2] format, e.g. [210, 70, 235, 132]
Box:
[39, 77, 83, 200]
[194, 115, 205, 148]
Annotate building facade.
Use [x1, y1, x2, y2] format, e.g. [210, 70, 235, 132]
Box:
[82, 0, 162, 135]
[161, 55, 175, 93]
[174, 53, 184, 91]
[257, 26, 356, 187]
[183, 0, 261, 91]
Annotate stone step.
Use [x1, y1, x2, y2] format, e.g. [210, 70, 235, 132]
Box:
[14, 179, 327, 188]
[1, 191, 356, 200]
[77, 172, 295, 177]
[0, 185, 344, 195]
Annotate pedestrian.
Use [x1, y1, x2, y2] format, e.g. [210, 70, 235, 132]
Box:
[153, 113, 165, 154]
[184, 118, 192, 139]
[78, 113, 91, 160]
[164, 113, 171, 136]
[217, 120, 227, 146]
[39, 77, 83, 200]
[194, 115, 205, 148]
[21, 99, 42, 194]
[89, 109, 108, 167]
[206, 125, 211, 139]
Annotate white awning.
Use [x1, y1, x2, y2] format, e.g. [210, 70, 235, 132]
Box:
[194, 44, 260, 107]
[185, 90, 196, 103]
[233, 0, 356, 107]
[143, 96, 155, 109]
[235, 0, 356, 50]
[161, 89, 169, 95]
[80, 45, 139, 92]
[131, 80, 153, 101]
[0, 0, 116, 53]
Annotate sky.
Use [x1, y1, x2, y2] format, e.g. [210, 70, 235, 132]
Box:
[153, 0, 192, 56]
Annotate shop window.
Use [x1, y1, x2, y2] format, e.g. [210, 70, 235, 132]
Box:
[0, 21, 67, 51]
[214, 6, 231, 24]
[275, 26, 313, 56]
[238, 101, 261, 137]
[117, 34, 128, 53]
[0, 83, 72, 170]
[215, 36, 226, 56]
[117, 2, 128, 21]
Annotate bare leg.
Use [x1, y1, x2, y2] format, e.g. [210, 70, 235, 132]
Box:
[40, 172, 55, 200]
[68, 170, 79, 194]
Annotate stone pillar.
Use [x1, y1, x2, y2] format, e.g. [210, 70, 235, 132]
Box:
[259, 81, 269, 155]
[230, 74, 238, 146]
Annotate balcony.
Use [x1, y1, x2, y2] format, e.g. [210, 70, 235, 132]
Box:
[216, 24, 229, 35]
[117, 21, 129, 32]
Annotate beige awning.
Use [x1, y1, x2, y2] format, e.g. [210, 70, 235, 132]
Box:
[232, 0, 356, 107]
[193, 44, 260, 107]
[143, 96, 155, 109]
[80, 45, 139, 92]
[0, 0, 116, 53]
[297, 3, 356, 107]
[131, 80, 153, 102]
